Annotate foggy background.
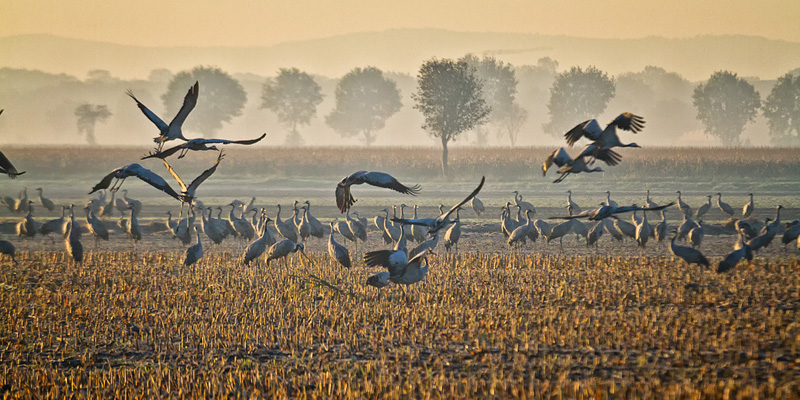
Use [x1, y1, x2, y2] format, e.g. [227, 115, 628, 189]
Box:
[1, 30, 799, 148]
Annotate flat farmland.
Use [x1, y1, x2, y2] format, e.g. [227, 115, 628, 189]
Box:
[0, 146, 799, 398]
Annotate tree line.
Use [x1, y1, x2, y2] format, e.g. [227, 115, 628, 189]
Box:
[1, 58, 799, 175]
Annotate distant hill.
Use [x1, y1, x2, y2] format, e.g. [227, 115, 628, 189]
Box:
[2, 30, 800, 81]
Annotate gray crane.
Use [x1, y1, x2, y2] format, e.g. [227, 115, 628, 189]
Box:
[183, 226, 203, 268]
[0, 149, 26, 179]
[695, 195, 712, 219]
[365, 249, 429, 289]
[718, 235, 753, 273]
[563, 112, 645, 149]
[542, 147, 618, 183]
[715, 193, 734, 216]
[126, 81, 199, 150]
[327, 221, 351, 269]
[335, 171, 421, 213]
[35, 188, 55, 212]
[266, 239, 304, 266]
[65, 207, 83, 263]
[391, 176, 484, 235]
[0, 240, 17, 264]
[669, 232, 709, 267]
[742, 193, 755, 218]
[142, 133, 266, 159]
[243, 214, 274, 265]
[553, 201, 675, 221]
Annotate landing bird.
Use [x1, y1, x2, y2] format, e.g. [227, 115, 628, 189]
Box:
[336, 171, 421, 213]
[365, 249, 429, 289]
[161, 151, 224, 204]
[89, 163, 181, 201]
[553, 201, 676, 221]
[126, 81, 199, 149]
[391, 176, 485, 235]
[0, 150, 25, 179]
[542, 147, 621, 183]
[142, 133, 267, 160]
[563, 112, 645, 148]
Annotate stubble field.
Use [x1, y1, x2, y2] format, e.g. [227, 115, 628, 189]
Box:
[0, 146, 799, 398]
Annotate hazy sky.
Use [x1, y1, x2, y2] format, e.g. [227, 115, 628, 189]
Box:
[2, 0, 800, 46]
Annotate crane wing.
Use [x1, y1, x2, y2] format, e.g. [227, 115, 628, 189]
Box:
[363, 172, 421, 195]
[335, 185, 355, 213]
[564, 119, 602, 146]
[390, 217, 438, 228]
[89, 168, 121, 194]
[196, 133, 267, 145]
[161, 159, 188, 193]
[438, 176, 486, 223]
[364, 249, 408, 277]
[141, 143, 186, 160]
[186, 151, 224, 195]
[127, 164, 182, 201]
[550, 207, 598, 220]
[594, 148, 622, 166]
[126, 90, 168, 131]
[168, 81, 199, 129]
[609, 112, 645, 133]
[0, 150, 24, 178]
[543, 147, 572, 176]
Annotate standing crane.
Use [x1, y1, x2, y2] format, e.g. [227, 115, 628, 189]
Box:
[35, 188, 55, 212]
[742, 193, 755, 218]
[716, 193, 735, 216]
[327, 221, 351, 269]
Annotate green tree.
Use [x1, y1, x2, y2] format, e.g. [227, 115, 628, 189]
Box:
[74, 104, 112, 145]
[460, 54, 519, 145]
[692, 71, 761, 146]
[543, 66, 615, 137]
[325, 67, 402, 146]
[262, 68, 324, 145]
[162, 66, 246, 138]
[413, 58, 491, 176]
[762, 73, 800, 145]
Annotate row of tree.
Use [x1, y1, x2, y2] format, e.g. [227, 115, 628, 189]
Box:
[5, 58, 799, 168]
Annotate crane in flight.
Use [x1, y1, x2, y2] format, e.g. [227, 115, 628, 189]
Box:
[391, 176, 485, 235]
[335, 171, 421, 213]
[0, 110, 26, 179]
[142, 133, 267, 160]
[126, 81, 199, 150]
[552, 201, 676, 221]
[542, 147, 621, 183]
[563, 112, 645, 148]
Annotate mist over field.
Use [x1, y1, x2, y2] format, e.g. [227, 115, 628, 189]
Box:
[1, 31, 798, 148]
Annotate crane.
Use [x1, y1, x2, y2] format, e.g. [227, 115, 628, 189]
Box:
[126, 81, 199, 150]
[391, 176, 485, 235]
[335, 171, 421, 213]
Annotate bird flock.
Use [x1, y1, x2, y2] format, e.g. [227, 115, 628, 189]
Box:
[1, 93, 797, 290]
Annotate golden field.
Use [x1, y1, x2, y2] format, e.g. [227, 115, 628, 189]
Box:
[0, 146, 798, 398]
